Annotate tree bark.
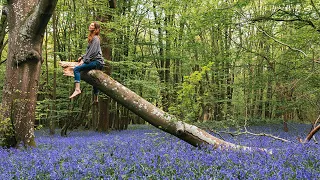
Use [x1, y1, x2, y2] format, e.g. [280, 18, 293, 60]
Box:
[50, 10, 57, 135]
[0, 8, 8, 59]
[1, 0, 58, 147]
[59, 62, 270, 153]
[98, 96, 110, 132]
[97, 0, 116, 132]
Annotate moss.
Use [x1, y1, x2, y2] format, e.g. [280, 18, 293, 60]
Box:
[26, 136, 36, 147]
[0, 120, 17, 148]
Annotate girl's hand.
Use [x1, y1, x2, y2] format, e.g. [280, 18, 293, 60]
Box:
[77, 60, 84, 66]
[78, 57, 82, 62]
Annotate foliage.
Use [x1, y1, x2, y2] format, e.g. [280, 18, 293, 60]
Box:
[33, 0, 320, 127]
[170, 62, 213, 122]
[0, 107, 15, 147]
[0, 124, 319, 179]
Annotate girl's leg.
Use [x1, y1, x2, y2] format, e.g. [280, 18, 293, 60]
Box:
[69, 82, 81, 98]
[69, 61, 98, 99]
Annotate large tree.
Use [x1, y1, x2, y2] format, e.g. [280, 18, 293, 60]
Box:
[0, 0, 57, 147]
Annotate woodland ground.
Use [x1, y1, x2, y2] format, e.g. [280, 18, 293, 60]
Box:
[0, 123, 319, 179]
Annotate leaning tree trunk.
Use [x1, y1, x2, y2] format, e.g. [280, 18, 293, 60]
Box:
[60, 62, 270, 153]
[0, 0, 57, 147]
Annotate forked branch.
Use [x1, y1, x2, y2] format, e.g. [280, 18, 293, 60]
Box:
[216, 130, 291, 143]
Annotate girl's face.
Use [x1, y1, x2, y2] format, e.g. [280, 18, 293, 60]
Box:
[89, 23, 95, 31]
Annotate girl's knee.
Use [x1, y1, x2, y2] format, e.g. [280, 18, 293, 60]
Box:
[74, 66, 80, 73]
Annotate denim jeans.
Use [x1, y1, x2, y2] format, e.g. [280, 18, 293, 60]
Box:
[73, 60, 103, 95]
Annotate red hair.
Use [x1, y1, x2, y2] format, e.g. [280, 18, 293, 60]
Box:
[88, 22, 101, 43]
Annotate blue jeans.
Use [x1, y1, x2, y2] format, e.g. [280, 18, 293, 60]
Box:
[74, 60, 103, 95]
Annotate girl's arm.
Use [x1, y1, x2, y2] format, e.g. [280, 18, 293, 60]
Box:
[82, 36, 100, 63]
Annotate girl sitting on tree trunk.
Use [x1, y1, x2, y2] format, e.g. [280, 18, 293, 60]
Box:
[69, 22, 105, 103]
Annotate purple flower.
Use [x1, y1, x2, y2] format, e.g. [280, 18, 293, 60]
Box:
[0, 123, 319, 179]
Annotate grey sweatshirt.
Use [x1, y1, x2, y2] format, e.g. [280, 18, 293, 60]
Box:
[82, 35, 104, 64]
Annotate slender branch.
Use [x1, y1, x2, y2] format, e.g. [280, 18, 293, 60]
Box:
[226, 34, 275, 71]
[311, 0, 320, 18]
[286, 72, 313, 92]
[298, 114, 320, 143]
[314, 58, 320, 63]
[256, 26, 307, 57]
[300, 124, 320, 143]
[314, 114, 320, 126]
[235, 9, 308, 57]
[251, 9, 318, 31]
[205, 128, 226, 141]
[218, 130, 291, 143]
[251, 17, 317, 29]
[0, 58, 7, 65]
[0, 39, 8, 54]
[247, 6, 320, 32]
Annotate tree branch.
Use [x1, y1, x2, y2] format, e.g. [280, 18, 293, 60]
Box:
[256, 26, 307, 57]
[21, 0, 58, 43]
[311, 0, 320, 18]
[0, 39, 8, 55]
[0, 59, 7, 65]
[298, 115, 320, 143]
[218, 130, 291, 143]
[250, 9, 320, 33]
[226, 33, 275, 71]
[235, 9, 308, 57]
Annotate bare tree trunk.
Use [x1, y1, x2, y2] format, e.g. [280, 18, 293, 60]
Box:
[59, 62, 270, 152]
[0, 8, 8, 59]
[0, 0, 57, 147]
[92, 100, 99, 130]
[98, 96, 110, 132]
[95, 0, 116, 132]
[50, 11, 57, 135]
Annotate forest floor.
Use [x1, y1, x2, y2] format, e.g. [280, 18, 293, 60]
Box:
[0, 123, 319, 179]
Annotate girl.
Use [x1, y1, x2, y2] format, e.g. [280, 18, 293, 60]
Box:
[69, 22, 104, 103]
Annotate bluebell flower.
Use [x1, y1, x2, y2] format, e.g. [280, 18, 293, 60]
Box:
[1, 124, 320, 179]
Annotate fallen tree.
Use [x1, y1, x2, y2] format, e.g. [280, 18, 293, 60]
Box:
[60, 61, 271, 153]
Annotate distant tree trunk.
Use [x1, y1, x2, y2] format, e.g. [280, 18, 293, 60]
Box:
[50, 11, 57, 135]
[173, 18, 184, 92]
[0, 0, 58, 147]
[98, 96, 110, 132]
[122, 108, 129, 129]
[115, 102, 120, 129]
[265, 74, 273, 119]
[275, 83, 294, 132]
[97, 0, 116, 132]
[212, 26, 224, 121]
[225, 26, 234, 119]
[92, 101, 99, 130]
[153, 4, 168, 111]
[164, 11, 172, 111]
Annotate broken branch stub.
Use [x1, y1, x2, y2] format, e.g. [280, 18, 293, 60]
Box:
[59, 61, 78, 77]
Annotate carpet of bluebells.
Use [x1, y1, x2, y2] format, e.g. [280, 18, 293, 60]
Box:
[0, 123, 319, 179]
